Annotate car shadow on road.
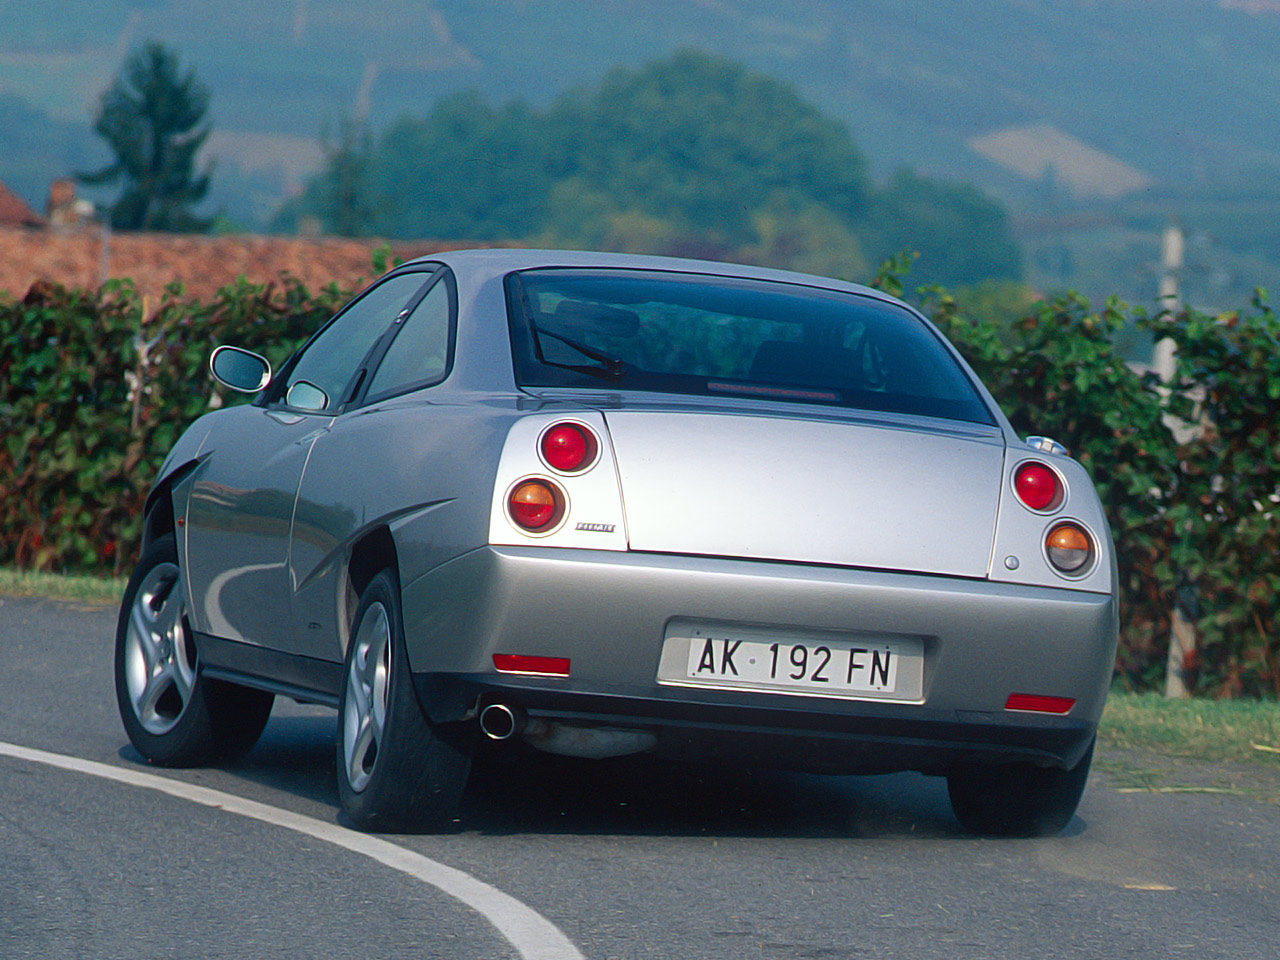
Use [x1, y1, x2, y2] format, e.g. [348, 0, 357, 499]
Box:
[116, 710, 342, 812]
[458, 741, 969, 840]
[147, 708, 1076, 841]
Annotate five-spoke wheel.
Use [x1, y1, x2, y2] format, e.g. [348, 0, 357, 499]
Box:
[114, 534, 274, 766]
[337, 569, 472, 832]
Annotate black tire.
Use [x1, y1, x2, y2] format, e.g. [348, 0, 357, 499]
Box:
[114, 533, 274, 767]
[946, 739, 1095, 837]
[336, 569, 472, 832]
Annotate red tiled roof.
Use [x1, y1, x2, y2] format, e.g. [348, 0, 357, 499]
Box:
[0, 183, 45, 228]
[0, 225, 467, 303]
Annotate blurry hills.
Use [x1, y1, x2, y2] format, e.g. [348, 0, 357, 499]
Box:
[3, 0, 1279, 306]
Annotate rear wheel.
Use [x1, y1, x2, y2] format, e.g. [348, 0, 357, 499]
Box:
[114, 534, 274, 766]
[337, 569, 472, 832]
[947, 739, 1095, 837]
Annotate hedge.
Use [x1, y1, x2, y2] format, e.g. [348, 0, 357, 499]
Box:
[1, 271, 1276, 697]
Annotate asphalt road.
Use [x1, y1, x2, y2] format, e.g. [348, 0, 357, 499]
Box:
[1, 593, 1277, 960]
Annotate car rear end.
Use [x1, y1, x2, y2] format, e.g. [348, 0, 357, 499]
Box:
[403, 262, 1117, 776]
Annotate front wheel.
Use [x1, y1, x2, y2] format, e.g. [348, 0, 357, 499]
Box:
[114, 533, 274, 766]
[947, 739, 1095, 837]
[337, 569, 472, 832]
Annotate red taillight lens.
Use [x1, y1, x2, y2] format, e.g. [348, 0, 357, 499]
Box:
[540, 422, 597, 473]
[1005, 693, 1076, 714]
[508, 480, 562, 530]
[1014, 462, 1060, 511]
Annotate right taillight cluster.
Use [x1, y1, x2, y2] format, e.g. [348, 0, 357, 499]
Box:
[505, 421, 601, 534]
[1013, 460, 1095, 577]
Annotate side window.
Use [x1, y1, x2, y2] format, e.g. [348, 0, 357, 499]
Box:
[365, 278, 452, 400]
[282, 272, 428, 411]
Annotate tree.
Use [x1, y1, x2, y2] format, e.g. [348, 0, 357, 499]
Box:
[318, 119, 377, 237]
[542, 50, 872, 248]
[868, 169, 1023, 288]
[81, 42, 213, 232]
[279, 49, 1022, 287]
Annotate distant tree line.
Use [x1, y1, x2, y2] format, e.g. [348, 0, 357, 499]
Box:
[275, 50, 1022, 289]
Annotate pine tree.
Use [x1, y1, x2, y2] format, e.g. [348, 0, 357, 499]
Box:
[81, 42, 213, 232]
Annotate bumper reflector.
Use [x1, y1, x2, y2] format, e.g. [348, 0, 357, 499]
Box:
[1005, 693, 1076, 715]
[493, 654, 571, 677]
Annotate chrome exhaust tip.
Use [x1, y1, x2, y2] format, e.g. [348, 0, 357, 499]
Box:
[478, 703, 522, 741]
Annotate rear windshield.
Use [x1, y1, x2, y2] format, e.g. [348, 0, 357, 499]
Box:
[505, 268, 995, 425]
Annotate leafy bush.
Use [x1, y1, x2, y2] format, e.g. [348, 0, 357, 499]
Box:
[1147, 296, 1280, 696]
[0, 275, 350, 575]
[920, 288, 1182, 690]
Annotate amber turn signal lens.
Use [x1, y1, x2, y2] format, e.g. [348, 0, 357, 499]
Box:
[1014, 462, 1060, 511]
[508, 480, 562, 530]
[541, 422, 598, 473]
[1046, 522, 1092, 573]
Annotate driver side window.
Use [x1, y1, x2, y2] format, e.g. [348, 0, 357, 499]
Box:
[282, 272, 429, 412]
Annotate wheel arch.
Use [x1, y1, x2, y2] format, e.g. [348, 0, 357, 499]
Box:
[348, 526, 400, 599]
[140, 459, 201, 552]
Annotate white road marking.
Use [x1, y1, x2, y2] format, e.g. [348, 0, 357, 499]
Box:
[0, 740, 585, 960]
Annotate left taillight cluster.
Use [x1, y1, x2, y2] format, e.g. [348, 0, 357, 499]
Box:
[506, 421, 600, 533]
[1012, 460, 1096, 577]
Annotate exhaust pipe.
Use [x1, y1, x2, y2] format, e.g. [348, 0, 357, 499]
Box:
[478, 703, 523, 741]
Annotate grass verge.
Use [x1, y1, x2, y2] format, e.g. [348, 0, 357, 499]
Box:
[0, 569, 127, 605]
[1100, 691, 1280, 765]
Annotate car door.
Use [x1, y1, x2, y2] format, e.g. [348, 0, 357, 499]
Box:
[288, 269, 456, 659]
[183, 270, 435, 653]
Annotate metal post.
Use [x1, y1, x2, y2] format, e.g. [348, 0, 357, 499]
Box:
[1156, 223, 1196, 698]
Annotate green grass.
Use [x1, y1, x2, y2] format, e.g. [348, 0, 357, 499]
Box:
[0, 569, 126, 605]
[1100, 692, 1280, 765]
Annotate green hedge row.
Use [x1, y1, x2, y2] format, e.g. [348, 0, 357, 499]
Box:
[1, 276, 350, 577]
[918, 285, 1280, 698]
[2, 272, 1276, 697]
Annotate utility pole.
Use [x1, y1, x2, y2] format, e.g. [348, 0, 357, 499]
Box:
[1153, 222, 1182, 381]
[1156, 223, 1196, 698]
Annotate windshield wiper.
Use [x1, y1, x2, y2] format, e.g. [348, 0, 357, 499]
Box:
[531, 325, 626, 381]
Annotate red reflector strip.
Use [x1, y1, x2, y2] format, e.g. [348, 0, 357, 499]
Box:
[492, 654, 571, 677]
[1005, 693, 1076, 715]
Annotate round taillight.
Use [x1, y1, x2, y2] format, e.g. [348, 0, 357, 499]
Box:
[1046, 523, 1093, 573]
[1014, 462, 1060, 511]
[508, 480, 563, 531]
[540, 422, 598, 473]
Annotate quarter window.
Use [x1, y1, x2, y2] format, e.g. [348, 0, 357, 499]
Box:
[366, 277, 452, 400]
[282, 272, 429, 412]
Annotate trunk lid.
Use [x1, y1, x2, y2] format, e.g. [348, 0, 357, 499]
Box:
[604, 408, 1004, 578]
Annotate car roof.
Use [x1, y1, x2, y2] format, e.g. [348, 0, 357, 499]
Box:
[406, 247, 894, 301]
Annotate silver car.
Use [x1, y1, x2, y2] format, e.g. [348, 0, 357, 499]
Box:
[114, 249, 1117, 836]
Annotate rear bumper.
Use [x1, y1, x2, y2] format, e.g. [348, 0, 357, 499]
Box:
[416, 672, 1097, 773]
[401, 545, 1116, 772]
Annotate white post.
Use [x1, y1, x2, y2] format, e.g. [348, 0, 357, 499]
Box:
[1156, 223, 1195, 698]
[1153, 223, 1182, 382]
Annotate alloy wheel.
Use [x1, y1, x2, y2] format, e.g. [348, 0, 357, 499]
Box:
[342, 601, 391, 793]
[122, 562, 196, 735]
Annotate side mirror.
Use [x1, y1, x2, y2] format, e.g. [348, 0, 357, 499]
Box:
[284, 380, 329, 411]
[210, 345, 271, 394]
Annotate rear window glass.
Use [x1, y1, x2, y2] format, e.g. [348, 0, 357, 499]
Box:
[505, 268, 994, 425]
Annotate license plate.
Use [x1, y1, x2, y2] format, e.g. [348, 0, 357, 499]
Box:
[658, 621, 924, 701]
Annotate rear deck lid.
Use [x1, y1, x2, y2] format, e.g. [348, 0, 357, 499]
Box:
[605, 409, 1004, 578]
